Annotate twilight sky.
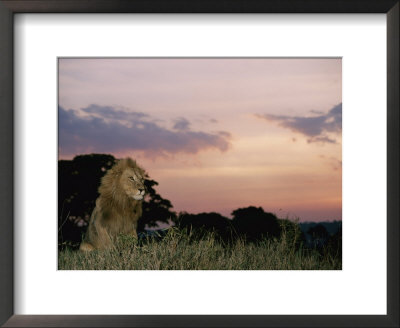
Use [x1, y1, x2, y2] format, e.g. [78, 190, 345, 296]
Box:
[58, 58, 342, 221]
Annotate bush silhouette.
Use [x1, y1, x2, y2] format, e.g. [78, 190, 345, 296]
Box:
[176, 212, 234, 243]
[231, 206, 281, 242]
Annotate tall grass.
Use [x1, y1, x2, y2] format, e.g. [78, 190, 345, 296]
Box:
[58, 228, 341, 270]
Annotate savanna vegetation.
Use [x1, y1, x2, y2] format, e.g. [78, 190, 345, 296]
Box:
[58, 227, 341, 270]
[58, 154, 342, 270]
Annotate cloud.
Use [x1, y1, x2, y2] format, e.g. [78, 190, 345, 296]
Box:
[173, 117, 190, 131]
[59, 105, 231, 158]
[81, 104, 148, 122]
[257, 103, 342, 144]
[217, 131, 231, 138]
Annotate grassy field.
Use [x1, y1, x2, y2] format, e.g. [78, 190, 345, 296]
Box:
[58, 228, 341, 270]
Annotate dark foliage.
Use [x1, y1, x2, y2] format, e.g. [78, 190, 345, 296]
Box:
[59, 154, 116, 217]
[176, 212, 235, 243]
[58, 154, 116, 248]
[307, 224, 330, 248]
[138, 179, 176, 232]
[324, 226, 342, 260]
[231, 206, 281, 242]
[301, 223, 342, 261]
[176, 207, 285, 245]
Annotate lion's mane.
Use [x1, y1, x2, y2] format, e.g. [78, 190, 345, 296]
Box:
[79, 158, 146, 251]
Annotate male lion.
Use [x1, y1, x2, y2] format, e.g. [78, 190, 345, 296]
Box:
[79, 158, 146, 251]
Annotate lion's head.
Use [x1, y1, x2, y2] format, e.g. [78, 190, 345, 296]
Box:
[120, 165, 146, 200]
[99, 158, 146, 202]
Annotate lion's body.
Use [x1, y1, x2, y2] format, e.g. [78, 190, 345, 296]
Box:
[79, 158, 146, 251]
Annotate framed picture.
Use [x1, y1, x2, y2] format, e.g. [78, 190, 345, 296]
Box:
[0, 0, 398, 327]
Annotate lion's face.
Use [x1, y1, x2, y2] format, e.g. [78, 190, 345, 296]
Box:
[120, 168, 146, 200]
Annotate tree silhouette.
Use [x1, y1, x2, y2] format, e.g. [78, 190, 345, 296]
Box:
[59, 154, 116, 218]
[58, 154, 116, 247]
[231, 206, 281, 242]
[138, 178, 177, 232]
[176, 212, 233, 242]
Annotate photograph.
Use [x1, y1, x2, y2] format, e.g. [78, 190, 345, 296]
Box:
[57, 58, 342, 270]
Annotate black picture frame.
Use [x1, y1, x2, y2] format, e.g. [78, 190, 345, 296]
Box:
[0, 1, 398, 327]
